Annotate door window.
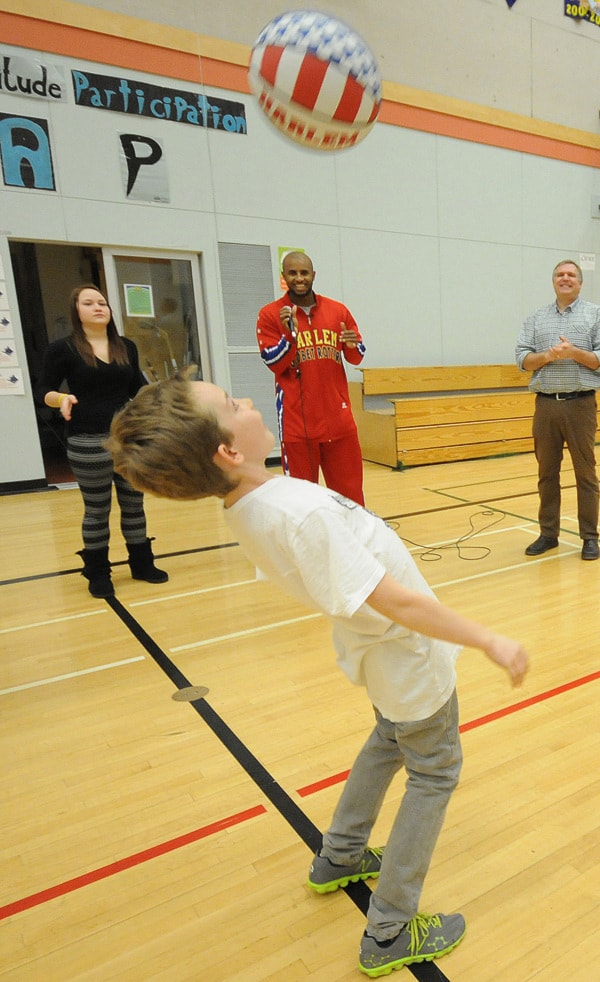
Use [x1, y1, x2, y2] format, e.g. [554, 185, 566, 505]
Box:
[111, 254, 203, 380]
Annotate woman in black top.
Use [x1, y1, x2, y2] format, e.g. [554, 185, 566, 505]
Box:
[35, 283, 168, 597]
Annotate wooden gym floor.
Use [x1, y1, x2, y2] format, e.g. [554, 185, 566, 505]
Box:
[1, 451, 600, 981]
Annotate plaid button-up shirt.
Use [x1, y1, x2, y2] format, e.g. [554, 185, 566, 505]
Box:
[515, 297, 600, 393]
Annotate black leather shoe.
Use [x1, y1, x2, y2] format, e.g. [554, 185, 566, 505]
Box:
[525, 535, 559, 556]
[581, 539, 599, 561]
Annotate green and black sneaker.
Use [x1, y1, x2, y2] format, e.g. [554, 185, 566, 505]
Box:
[307, 846, 384, 894]
[359, 911, 466, 977]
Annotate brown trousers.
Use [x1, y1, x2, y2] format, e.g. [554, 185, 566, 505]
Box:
[532, 393, 599, 540]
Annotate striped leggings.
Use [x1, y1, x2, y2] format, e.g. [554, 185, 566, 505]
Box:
[67, 433, 148, 551]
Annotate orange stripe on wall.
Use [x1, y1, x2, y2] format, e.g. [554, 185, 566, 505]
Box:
[0, 12, 199, 82]
[205, 60, 251, 94]
[0, 11, 250, 90]
[379, 101, 600, 168]
[1, 9, 598, 165]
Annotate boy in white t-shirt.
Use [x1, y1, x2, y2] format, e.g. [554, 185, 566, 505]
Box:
[107, 376, 529, 978]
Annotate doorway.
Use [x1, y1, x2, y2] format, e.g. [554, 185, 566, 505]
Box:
[10, 242, 106, 484]
[10, 242, 207, 486]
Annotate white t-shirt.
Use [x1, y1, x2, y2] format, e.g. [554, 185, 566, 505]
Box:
[224, 476, 459, 722]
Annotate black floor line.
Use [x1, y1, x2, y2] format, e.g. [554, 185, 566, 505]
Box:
[0, 499, 508, 586]
[1, 482, 546, 589]
[106, 594, 451, 982]
[0, 541, 239, 587]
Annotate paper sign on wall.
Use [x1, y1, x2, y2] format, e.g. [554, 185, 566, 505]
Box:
[124, 284, 154, 318]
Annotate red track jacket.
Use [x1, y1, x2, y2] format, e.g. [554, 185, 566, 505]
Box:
[256, 292, 365, 443]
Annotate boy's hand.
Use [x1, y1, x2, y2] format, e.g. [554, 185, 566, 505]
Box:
[485, 635, 529, 687]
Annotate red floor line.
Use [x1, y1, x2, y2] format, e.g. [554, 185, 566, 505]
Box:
[297, 769, 350, 797]
[459, 668, 600, 732]
[4, 669, 600, 922]
[0, 804, 266, 922]
[297, 668, 600, 795]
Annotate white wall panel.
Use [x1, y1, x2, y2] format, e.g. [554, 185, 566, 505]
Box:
[531, 21, 600, 132]
[521, 155, 599, 263]
[0, 244, 46, 484]
[439, 240, 523, 365]
[437, 140, 523, 245]
[209, 100, 340, 225]
[0, 188, 68, 240]
[339, 228, 442, 369]
[59, 198, 215, 250]
[367, 1, 533, 119]
[335, 125, 439, 236]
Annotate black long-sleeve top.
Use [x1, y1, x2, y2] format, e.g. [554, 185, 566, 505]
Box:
[34, 336, 146, 436]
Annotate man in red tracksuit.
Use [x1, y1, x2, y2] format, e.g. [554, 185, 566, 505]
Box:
[256, 252, 366, 505]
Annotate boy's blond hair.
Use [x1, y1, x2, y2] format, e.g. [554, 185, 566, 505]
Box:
[107, 375, 237, 500]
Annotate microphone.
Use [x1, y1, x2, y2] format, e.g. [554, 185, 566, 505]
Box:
[282, 306, 296, 337]
[283, 306, 299, 375]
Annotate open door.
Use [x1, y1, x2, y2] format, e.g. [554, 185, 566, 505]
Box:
[12, 241, 209, 486]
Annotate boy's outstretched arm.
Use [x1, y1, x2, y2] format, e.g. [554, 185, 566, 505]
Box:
[366, 573, 529, 687]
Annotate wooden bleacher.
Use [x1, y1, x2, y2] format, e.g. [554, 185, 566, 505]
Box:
[348, 364, 535, 468]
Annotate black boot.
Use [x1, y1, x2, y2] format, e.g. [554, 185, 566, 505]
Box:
[126, 538, 169, 583]
[77, 547, 114, 598]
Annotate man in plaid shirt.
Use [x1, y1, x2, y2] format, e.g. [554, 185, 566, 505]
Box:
[515, 259, 600, 560]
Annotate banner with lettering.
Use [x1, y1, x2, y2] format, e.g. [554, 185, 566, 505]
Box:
[119, 133, 170, 202]
[0, 53, 65, 101]
[565, 1, 600, 27]
[0, 113, 55, 189]
[72, 70, 247, 134]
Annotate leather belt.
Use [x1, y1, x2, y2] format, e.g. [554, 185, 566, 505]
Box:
[537, 390, 595, 401]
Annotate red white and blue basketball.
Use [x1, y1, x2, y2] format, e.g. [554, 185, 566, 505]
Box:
[248, 10, 382, 152]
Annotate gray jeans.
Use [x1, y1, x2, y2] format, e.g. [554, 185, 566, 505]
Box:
[321, 690, 462, 940]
